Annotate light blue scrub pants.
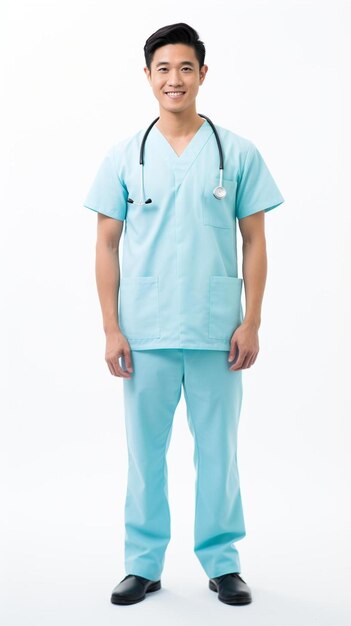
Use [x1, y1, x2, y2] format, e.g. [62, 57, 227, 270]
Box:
[122, 348, 246, 581]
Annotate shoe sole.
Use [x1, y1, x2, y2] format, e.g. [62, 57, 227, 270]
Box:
[209, 580, 252, 605]
[111, 580, 161, 605]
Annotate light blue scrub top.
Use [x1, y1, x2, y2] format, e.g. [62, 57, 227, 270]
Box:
[83, 119, 285, 351]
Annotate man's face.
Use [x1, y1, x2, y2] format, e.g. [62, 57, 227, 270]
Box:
[144, 43, 208, 114]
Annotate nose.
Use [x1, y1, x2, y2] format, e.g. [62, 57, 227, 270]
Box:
[167, 69, 184, 87]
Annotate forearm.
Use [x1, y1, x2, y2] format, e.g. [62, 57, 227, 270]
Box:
[95, 242, 121, 334]
[241, 236, 267, 330]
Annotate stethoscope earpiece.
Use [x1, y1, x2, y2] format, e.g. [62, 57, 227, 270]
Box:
[130, 114, 226, 207]
[127, 198, 152, 205]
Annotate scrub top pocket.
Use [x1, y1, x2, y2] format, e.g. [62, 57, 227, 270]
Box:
[209, 275, 243, 340]
[202, 177, 237, 229]
[119, 276, 160, 340]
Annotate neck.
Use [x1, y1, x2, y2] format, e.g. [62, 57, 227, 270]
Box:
[155, 108, 204, 137]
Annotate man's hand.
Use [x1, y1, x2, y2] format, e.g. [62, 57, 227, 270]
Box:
[105, 330, 134, 378]
[228, 321, 259, 371]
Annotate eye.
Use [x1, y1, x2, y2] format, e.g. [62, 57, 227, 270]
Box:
[157, 67, 192, 72]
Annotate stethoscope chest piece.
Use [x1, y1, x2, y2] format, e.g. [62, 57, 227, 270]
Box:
[213, 186, 227, 199]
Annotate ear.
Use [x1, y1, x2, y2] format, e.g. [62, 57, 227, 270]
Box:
[199, 64, 208, 85]
[144, 66, 151, 83]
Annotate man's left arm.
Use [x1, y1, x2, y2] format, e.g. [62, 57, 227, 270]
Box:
[228, 210, 267, 370]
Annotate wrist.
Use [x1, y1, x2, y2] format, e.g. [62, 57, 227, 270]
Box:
[104, 324, 121, 335]
[242, 317, 261, 331]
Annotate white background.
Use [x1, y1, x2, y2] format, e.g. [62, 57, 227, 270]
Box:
[1, 1, 350, 624]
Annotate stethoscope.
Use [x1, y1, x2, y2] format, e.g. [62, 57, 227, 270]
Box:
[127, 113, 226, 206]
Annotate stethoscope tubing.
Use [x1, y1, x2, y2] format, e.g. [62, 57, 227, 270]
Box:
[128, 114, 225, 205]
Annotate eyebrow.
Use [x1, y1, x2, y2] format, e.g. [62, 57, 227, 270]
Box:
[155, 61, 195, 67]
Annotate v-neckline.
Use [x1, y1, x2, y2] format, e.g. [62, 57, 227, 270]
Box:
[153, 118, 208, 159]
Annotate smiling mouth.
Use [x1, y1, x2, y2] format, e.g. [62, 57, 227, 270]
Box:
[164, 91, 186, 98]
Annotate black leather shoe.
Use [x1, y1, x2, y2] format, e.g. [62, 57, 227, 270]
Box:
[209, 572, 252, 605]
[110, 574, 161, 605]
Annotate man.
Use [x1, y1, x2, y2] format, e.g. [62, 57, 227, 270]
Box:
[83, 22, 284, 606]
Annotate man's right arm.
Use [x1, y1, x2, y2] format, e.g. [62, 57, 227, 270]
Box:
[95, 212, 123, 333]
[95, 212, 133, 378]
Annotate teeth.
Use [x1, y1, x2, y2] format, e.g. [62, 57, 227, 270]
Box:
[166, 92, 184, 95]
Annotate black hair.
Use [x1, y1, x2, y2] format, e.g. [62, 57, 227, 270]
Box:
[144, 23, 206, 72]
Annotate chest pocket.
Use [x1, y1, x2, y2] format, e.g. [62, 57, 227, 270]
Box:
[202, 176, 237, 229]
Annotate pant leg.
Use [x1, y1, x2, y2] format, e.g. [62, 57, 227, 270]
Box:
[122, 349, 183, 581]
[182, 349, 246, 578]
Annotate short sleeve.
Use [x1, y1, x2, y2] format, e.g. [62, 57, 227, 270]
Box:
[235, 142, 285, 220]
[83, 146, 127, 221]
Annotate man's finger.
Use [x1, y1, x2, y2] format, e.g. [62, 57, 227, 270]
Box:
[123, 351, 133, 372]
[246, 353, 257, 368]
[106, 361, 116, 376]
[106, 354, 131, 377]
[229, 350, 247, 370]
[228, 340, 238, 362]
[241, 354, 253, 369]
[114, 359, 132, 377]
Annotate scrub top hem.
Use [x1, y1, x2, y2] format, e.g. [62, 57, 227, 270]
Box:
[129, 342, 232, 351]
